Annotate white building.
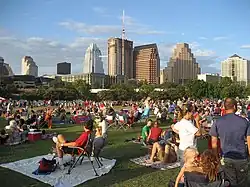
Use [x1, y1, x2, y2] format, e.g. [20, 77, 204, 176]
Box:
[197, 73, 221, 83]
[21, 56, 38, 77]
[83, 43, 104, 74]
[221, 54, 250, 85]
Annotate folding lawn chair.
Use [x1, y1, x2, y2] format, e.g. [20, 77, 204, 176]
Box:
[106, 115, 117, 130]
[66, 131, 104, 176]
[117, 115, 127, 131]
[184, 171, 230, 187]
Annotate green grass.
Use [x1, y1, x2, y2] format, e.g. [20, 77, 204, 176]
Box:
[0, 119, 178, 187]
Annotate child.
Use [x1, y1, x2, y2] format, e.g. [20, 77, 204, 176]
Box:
[175, 147, 200, 187]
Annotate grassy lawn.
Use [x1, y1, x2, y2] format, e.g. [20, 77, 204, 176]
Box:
[0, 119, 179, 187]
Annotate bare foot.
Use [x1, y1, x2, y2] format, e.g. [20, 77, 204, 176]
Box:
[145, 159, 154, 164]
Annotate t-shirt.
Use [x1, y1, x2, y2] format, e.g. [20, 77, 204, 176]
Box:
[149, 127, 162, 141]
[75, 131, 91, 147]
[174, 119, 198, 151]
[210, 113, 250, 159]
[141, 125, 150, 141]
[99, 120, 108, 136]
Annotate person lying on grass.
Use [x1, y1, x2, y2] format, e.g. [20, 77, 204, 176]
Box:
[52, 119, 93, 169]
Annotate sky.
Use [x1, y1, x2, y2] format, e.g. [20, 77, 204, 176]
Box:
[0, 0, 250, 75]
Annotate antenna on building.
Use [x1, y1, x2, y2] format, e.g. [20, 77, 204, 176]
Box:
[122, 10, 125, 40]
[121, 10, 126, 78]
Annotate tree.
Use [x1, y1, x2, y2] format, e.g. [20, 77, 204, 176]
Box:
[73, 80, 91, 99]
[50, 79, 65, 88]
[221, 83, 245, 98]
[186, 80, 210, 99]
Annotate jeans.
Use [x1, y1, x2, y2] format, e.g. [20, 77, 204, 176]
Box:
[221, 157, 249, 187]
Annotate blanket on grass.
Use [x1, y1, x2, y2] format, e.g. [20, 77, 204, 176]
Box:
[0, 154, 116, 186]
[130, 155, 180, 170]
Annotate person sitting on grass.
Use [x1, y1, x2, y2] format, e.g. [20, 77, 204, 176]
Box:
[147, 121, 162, 145]
[141, 119, 152, 145]
[52, 119, 93, 169]
[146, 140, 177, 164]
[174, 149, 220, 187]
[0, 129, 9, 145]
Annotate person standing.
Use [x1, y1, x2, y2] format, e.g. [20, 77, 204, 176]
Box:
[45, 108, 52, 129]
[171, 104, 199, 166]
[210, 98, 250, 186]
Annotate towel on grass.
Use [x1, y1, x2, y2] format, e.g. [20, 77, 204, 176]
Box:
[130, 155, 180, 170]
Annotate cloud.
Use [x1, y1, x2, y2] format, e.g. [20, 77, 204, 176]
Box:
[59, 21, 120, 35]
[193, 49, 215, 57]
[240, 45, 250, 49]
[213, 36, 228, 41]
[198, 36, 208, 40]
[189, 42, 200, 49]
[0, 35, 107, 75]
[59, 16, 166, 36]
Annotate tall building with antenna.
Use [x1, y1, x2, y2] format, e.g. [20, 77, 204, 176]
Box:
[107, 10, 134, 79]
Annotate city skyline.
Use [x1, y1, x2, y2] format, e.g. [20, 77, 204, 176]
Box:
[1, 0, 250, 75]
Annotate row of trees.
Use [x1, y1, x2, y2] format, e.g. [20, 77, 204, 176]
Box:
[97, 77, 249, 101]
[1, 77, 250, 101]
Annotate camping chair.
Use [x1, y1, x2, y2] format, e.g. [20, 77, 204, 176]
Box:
[66, 132, 104, 176]
[117, 115, 127, 131]
[184, 171, 230, 187]
[106, 115, 117, 130]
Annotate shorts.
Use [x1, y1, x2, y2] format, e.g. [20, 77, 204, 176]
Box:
[178, 149, 185, 167]
[62, 146, 79, 155]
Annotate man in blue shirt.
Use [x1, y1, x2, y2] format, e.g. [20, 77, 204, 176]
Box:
[210, 98, 250, 186]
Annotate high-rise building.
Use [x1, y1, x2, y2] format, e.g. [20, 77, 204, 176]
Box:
[83, 43, 104, 74]
[134, 43, 160, 84]
[21, 56, 38, 77]
[160, 67, 168, 84]
[221, 54, 250, 85]
[0, 56, 14, 77]
[165, 43, 200, 84]
[57, 62, 71, 75]
[108, 37, 133, 78]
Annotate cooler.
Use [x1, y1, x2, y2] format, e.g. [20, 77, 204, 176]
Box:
[28, 132, 42, 141]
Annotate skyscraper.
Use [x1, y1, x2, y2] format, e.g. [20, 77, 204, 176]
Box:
[160, 67, 168, 84]
[21, 56, 38, 77]
[0, 56, 14, 77]
[57, 62, 71, 75]
[108, 38, 133, 78]
[134, 43, 160, 84]
[221, 54, 250, 85]
[165, 43, 200, 84]
[83, 43, 104, 74]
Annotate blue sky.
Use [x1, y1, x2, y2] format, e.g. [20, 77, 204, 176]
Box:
[0, 0, 250, 75]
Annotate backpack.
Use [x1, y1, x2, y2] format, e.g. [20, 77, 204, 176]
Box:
[37, 158, 57, 173]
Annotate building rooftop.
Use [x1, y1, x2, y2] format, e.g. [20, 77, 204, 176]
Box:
[230, 54, 241, 58]
[134, 43, 158, 50]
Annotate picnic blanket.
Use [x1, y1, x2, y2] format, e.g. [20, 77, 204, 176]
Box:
[130, 155, 180, 170]
[0, 154, 116, 186]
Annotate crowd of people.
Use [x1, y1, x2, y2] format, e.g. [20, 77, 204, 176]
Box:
[1, 97, 250, 186]
[139, 98, 250, 187]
